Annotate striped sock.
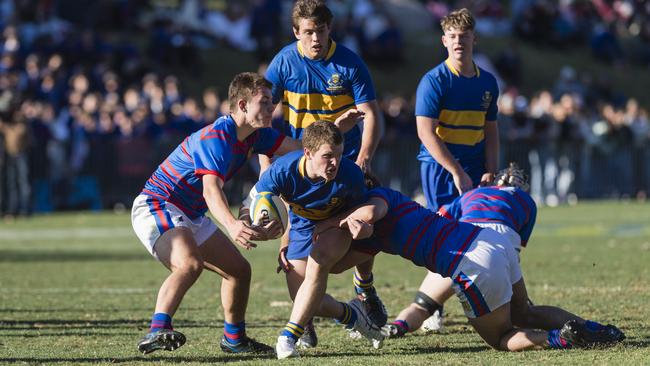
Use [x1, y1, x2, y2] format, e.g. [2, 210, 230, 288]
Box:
[547, 329, 571, 349]
[280, 322, 304, 342]
[335, 302, 358, 328]
[224, 321, 246, 345]
[392, 319, 410, 333]
[354, 272, 374, 294]
[150, 312, 172, 332]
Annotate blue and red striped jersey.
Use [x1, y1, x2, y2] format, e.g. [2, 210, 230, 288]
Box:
[438, 186, 537, 246]
[358, 187, 481, 277]
[142, 115, 284, 219]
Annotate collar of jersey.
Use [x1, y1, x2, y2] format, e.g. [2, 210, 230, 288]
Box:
[444, 59, 480, 78]
[297, 39, 337, 61]
[298, 155, 327, 185]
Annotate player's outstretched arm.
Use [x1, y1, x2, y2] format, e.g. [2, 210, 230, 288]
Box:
[481, 119, 499, 186]
[273, 137, 303, 157]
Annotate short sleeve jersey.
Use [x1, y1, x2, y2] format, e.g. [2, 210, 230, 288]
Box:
[438, 186, 537, 246]
[265, 40, 376, 159]
[254, 150, 367, 233]
[415, 60, 499, 162]
[142, 115, 284, 219]
[359, 187, 481, 277]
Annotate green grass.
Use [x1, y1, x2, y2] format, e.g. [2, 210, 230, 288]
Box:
[1, 202, 649, 365]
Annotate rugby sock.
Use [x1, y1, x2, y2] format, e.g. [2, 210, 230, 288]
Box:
[150, 312, 173, 332]
[224, 321, 246, 345]
[335, 302, 358, 328]
[354, 272, 374, 294]
[280, 322, 304, 342]
[392, 319, 410, 333]
[547, 329, 571, 349]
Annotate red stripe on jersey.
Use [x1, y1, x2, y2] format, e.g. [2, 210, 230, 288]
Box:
[162, 160, 202, 196]
[445, 227, 480, 277]
[200, 127, 229, 141]
[406, 215, 436, 259]
[151, 199, 170, 231]
[437, 206, 453, 220]
[195, 168, 225, 181]
[266, 135, 286, 156]
[429, 221, 457, 266]
[180, 138, 193, 160]
[142, 189, 168, 201]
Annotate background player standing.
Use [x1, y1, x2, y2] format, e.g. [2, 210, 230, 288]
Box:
[416, 8, 500, 212]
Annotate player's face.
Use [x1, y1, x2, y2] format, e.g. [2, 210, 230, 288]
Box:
[442, 27, 475, 62]
[293, 18, 331, 60]
[245, 87, 274, 128]
[305, 142, 343, 181]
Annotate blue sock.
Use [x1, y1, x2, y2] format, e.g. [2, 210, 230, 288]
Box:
[280, 322, 304, 342]
[150, 312, 172, 332]
[547, 329, 571, 349]
[224, 321, 246, 345]
[336, 302, 358, 328]
[354, 272, 374, 294]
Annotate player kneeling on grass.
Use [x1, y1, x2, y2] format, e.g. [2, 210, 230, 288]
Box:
[319, 183, 625, 351]
[131, 72, 302, 355]
[383, 163, 536, 337]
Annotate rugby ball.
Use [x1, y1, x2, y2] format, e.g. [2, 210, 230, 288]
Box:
[249, 191, 288, 238]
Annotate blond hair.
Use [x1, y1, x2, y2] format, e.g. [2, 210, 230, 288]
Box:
[292, 0, 333, 30]
[440, 8, 475, 32]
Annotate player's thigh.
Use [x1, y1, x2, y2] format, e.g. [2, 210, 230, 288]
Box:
[199, 229, 250, 279]
[509, 278, 530, 322]
[469, 302, 513, 349]
[418, 271, 454, 300]
[330, 250, 373, 274]
[154, 227, 202, 271]
[310, 228, 351, 266]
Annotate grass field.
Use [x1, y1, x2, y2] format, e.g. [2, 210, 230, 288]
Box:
[1, 201, 649, 365]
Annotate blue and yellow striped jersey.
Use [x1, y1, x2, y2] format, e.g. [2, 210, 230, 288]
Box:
[415, 60, 499, 162]
[265, 40, 376, 160]
[254, 150, 367, 234]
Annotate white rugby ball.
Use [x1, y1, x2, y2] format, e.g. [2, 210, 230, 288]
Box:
[249, 191, 288, 238]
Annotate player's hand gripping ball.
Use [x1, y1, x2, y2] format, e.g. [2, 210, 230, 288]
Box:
[249, 192, 288, 239]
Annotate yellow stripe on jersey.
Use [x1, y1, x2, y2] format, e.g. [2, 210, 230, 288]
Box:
[298, 156, 306, 178]
[297, 39, 337, 61]
[439, 110, 487, 128]
[283, 105, 351, 129]
[284, 90, 355, 114]
[444, 59, 480, 77]
[435, 126, 485, 145]
[289, 197, 343, 220]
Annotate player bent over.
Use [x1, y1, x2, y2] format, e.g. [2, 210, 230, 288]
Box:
[384, 163, 536, 337]
[131, 73, 301, 355]
[247, 121, 384, 358]
[320, 186, 625, 351]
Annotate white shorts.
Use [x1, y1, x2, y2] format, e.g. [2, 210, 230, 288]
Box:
[472, 222, 522, 253]
[131, 194, 219, 259]
[450, 229, 522, 319]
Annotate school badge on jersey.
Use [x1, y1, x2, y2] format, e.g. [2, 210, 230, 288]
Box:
[481, 91, 492, 110]
[326, 73, 346, 93]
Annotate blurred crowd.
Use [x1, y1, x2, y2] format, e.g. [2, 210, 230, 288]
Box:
[0, 0, 649, 218]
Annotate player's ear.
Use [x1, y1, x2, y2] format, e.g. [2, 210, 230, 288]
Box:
[238, 99, 247, 113]
[303, 147, 312, 159]
[293, 26, 300, 39]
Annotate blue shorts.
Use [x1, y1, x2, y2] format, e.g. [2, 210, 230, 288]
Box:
[287, 227, 313, 260]
[420, 160, 484, 211]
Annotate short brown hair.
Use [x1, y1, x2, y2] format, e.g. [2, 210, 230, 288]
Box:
[302, 120, 342, 152]
[440, 8, 475, 32]
[228, 72, 272, 112]
[292, 0, 333, 30]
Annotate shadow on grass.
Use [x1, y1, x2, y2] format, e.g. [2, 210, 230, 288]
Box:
[0, 354, 276, 364]
[0, 318, 285, 331]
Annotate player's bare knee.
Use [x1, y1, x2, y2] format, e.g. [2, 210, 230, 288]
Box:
[175, 257, 203, 279]
[229, 259, 252, 283]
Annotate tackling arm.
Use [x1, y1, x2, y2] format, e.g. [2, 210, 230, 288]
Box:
[355, 101, 384, 173]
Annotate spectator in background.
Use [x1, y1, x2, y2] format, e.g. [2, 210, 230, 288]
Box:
[0, 108, 31, 218]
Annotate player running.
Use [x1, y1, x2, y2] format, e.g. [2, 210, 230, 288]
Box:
[383, 163, 536, 337]
[246, 121, 384, 358]
[318, 184, 625, 351]
[131, 73, 301, 355]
